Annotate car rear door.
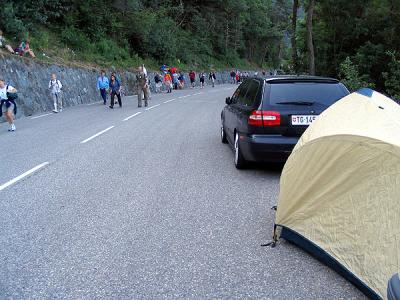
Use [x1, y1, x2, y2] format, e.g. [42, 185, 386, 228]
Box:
[235, 79, 263, 135]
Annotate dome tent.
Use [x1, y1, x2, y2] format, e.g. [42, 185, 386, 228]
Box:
[273, 89, 400, 300]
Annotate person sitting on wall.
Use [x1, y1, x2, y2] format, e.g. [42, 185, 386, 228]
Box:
[0, 30, 15, 54]
[15, 39, 36, 58]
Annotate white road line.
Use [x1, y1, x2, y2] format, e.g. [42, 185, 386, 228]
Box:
[178, 96, 185, 99]
[0, 162, 49, 191]
[145, 104, 160, 111]
[31, 113, 53, 119]
[87, 101, 101, 106]
[192, 92, 203, 95]
[164, 99, 176, 103]
[123, 112, 142, 121]
[80, 126, 114, 144]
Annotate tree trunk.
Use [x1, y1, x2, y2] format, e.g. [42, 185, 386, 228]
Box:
[291, 0, 299, 73]
[306, 0, 315, 75]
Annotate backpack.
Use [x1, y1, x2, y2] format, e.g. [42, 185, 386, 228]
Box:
[6, 85, 18, 101]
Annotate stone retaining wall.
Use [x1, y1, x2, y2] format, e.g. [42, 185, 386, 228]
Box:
[0, 53, 235, 118]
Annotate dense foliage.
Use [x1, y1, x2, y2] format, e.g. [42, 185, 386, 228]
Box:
[1, 0, 399, 98]
[0, 0, 291, 70]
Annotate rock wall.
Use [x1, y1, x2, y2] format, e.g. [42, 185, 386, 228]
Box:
[0, 53, 235, 118]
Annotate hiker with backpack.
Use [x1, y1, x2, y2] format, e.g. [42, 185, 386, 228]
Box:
[178, 72, 185, 89]
[209, 72, 216, 88]
[189, 71, 196, 88]
[172, 72, 179, 90]
[199, 72, 206, 88]
[154, 73, 162, 93]
[109, 74, 122, 109]
[97, 70, 109, 105]
[137, 66, 150, 107]
[230, 70, 236, 84]
[48, 73, 63, 113]
[0, 78, 18, 132]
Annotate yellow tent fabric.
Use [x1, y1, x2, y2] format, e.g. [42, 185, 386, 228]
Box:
[275, 89, 400, 299]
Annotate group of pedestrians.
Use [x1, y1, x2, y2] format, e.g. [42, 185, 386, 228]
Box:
[0, 65, 221, 132]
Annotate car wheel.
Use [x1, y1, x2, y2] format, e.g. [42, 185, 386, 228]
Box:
[221, 121, 228, 144]
[234, 132, 247, 169]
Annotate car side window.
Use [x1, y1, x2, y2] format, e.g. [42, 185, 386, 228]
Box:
[236, 81, 250, 105]
[242, 80, 260, 107]
[231, 87, 240, 103]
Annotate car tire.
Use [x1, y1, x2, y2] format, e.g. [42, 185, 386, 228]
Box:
[221, 121, 228, 144]
[234, 132, 247, 169]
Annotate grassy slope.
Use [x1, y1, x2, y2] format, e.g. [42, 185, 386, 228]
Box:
[21, 29, 259, 72]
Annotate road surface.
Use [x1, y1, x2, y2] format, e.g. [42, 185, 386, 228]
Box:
[0, 85, 365, 299]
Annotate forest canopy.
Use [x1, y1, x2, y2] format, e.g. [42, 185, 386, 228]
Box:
[1, 0, 399, 98]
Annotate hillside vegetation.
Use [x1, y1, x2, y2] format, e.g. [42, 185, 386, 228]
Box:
[1, 0, 400, 98]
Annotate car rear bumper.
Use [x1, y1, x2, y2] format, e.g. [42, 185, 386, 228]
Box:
[239, 134, 299, 163]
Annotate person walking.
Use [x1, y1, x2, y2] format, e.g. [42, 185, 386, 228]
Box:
[230, 70, 236, 84]
[172, 72, 179, 90]
[178, 72, 185, 89]
[0, 78, 18, 132]
[97, 70, 109, 105]
[164, 72, 172, 93]
[209, 72, 216, 88]
[154, 73, 162, 93]
[48, 73, 63, 113]
[109, 74, 122, 109]
[137, 66, 150, 107]
[189, 70, 196, 88]
[199, 72, 206, 88]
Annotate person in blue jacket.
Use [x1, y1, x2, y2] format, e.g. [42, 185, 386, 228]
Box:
[97, 70, 109, 105]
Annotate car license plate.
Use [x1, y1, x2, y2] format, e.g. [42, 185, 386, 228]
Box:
[291, 115, 317, 126]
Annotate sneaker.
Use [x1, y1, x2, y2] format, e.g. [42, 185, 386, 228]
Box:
[52, 109, 58, 113]
[11, 124, 16, 131]
[109, 105, 114, 109]
[59, 108, 63, 112]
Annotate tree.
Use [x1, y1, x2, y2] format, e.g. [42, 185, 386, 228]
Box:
[306, 0, 315, 75]
[291, 0, 299, 73]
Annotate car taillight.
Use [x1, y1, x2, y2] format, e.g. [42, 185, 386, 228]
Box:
[248, 110, 281, 126]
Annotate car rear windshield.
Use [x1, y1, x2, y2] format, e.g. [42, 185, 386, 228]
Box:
[266, 82, 348, 106]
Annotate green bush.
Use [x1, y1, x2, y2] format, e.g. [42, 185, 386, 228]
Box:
[61, 27, 93, 52]
[0, 3, 26, 38]
[339, 57, 375, 92]
[383, 51, 400, 101]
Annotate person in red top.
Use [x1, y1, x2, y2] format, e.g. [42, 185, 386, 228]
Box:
[189, 70, 196, 88]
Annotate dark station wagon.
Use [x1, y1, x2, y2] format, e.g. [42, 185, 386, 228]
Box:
[221, 76, 350, 168]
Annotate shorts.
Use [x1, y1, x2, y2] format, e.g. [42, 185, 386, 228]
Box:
[2, 102, 15, 114]
[190, 79, 195, 83]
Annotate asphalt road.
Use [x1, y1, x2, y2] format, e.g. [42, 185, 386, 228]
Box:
[0, 85, 365, 299]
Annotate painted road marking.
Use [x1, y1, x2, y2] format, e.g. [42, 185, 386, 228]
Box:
[164, 99, 176, 103]
[123, 112, 142, 122]
[31, 113, 53, 120]
[145, 104, 160, 111]
[80, 126, 114, 144]
[192, 92, 203, 95]
[0, 162, 50, 191]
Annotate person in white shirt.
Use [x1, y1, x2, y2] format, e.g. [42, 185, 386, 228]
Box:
[48, 73, 63, 113]
[0, 78, 17, 131]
